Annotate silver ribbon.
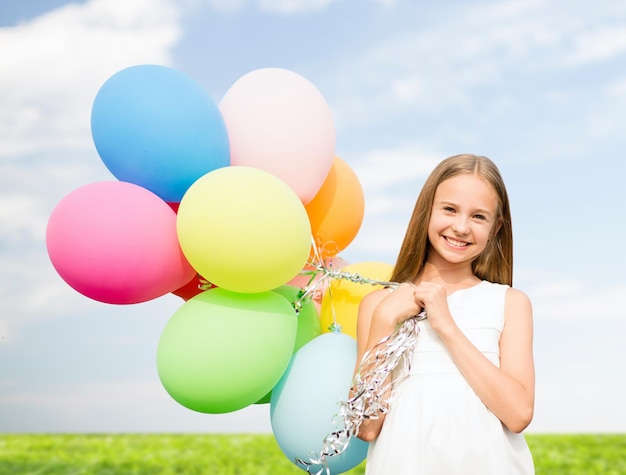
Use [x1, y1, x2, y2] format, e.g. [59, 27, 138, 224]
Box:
[292, 260, 397, 317]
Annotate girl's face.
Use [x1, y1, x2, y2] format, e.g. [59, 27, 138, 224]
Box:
[426, 173, 499, 268]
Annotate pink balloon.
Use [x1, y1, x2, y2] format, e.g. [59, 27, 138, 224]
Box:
[46, 181, 195, 304]
[220, 68, 336, 205]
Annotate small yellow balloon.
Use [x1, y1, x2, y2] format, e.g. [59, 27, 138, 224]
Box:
[177, 166, 312, 293]
[320, 261, 394, 339]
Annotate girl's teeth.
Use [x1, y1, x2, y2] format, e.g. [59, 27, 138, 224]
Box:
[446, 237, 467, 247]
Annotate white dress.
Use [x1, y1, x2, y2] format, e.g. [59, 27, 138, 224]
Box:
[365, 281, 534, 474]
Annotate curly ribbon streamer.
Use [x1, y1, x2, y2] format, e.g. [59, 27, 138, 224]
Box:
[292, 243, 397, 318]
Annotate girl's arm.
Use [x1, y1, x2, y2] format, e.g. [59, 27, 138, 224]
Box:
[423, 284, 535, 433]
[352, 284, 423, 442]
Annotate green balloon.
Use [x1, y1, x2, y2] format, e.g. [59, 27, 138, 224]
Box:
[256, 285, 323, 405]
[272, 285, 322, 352]
[157, 287, 297, 414]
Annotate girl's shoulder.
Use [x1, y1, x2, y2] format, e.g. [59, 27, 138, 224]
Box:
[360, 287, 392, 308]
[505, 286, 532, 305]
[482, 281, 531, 303]
[503, 286, 533, 324]
[479, 281, 532, 313]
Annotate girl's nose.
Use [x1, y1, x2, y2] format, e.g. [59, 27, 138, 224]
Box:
[452, 216, 470, 235]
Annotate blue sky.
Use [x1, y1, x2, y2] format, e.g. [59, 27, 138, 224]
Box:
[1, 0, 625, 434]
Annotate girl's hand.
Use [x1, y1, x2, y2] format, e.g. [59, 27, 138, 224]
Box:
[412, 281, 455, 334]
[372, 282, 424, 326]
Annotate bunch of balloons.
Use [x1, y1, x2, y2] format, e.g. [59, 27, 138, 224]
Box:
[46, 64, 392, 473]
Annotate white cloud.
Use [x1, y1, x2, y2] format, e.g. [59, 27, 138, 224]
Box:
[205, 0, 398, 14]
[325, 0, 626, 135]
[0, 0, 186, 345]
[204, 0, 248, 12]
[339, 143, 439, 261]
[607, 77, 626, 99]
[368, 0, 397, 7]
[338, 144, 435, 263]
[0, 0, 182, 159]
[529, 279, 626, 320]
[206, 0, 338, 14]
[0, 193, 47, 242]
[259, 0, 336, 13]
[344, 218, 406, 260]
[0, 252, 96, 343]
[351, 144, 439, 190]
[562, 25, 626, 66]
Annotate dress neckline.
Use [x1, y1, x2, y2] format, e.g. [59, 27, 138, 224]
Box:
[447, 279, 486, 298]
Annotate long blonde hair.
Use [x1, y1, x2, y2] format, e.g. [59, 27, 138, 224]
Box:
[389, 154, 513, 286]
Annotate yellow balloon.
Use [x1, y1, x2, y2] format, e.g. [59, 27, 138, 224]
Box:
[177, 166, 312, 293]
[320, 261, 394, 339]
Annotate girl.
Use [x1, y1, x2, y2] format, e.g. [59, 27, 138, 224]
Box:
[355, 154, 535, 474]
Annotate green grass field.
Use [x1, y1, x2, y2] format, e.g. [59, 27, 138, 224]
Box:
[0, 433, 624, 474]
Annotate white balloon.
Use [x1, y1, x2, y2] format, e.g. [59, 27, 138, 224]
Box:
[220, 67, 336, 205]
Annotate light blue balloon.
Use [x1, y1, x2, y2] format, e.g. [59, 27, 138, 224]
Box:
[91, 64, 230, 203]
[270, 332, 369, 474]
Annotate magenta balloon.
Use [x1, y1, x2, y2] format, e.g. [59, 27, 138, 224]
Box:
[220, 68, 336, 205]
[46, 181, 195, 304]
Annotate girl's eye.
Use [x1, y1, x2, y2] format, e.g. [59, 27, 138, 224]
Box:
[474, 214, 487, 221]
[443, 206, 455, 213]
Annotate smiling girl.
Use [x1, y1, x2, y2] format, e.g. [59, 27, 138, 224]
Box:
[356, 154, 535, 474]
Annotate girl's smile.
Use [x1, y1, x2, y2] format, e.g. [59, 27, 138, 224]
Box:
[443, 236, 471, 248]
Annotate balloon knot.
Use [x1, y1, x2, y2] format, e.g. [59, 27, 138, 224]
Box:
[328, 322, 343, 333]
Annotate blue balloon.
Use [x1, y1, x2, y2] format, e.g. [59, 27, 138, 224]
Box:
[91, 65, 230, 203]
[270, 332, 369, 474]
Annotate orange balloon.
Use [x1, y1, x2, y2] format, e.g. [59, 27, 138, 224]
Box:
[305, 157, 364, 258]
